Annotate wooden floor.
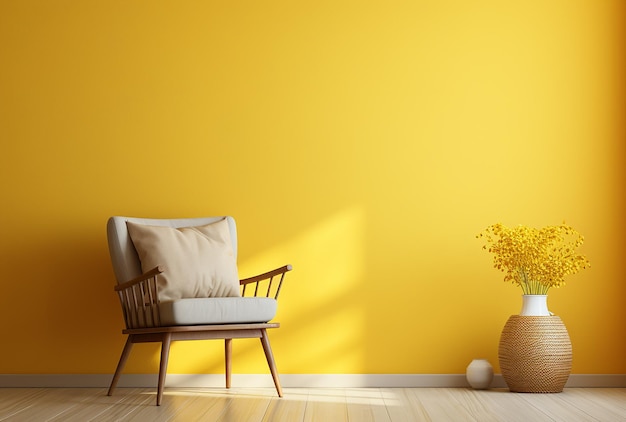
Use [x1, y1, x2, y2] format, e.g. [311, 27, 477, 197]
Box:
[0, 387, 624, 421]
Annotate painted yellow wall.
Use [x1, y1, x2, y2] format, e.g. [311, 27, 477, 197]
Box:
[1, 1, 624, 376]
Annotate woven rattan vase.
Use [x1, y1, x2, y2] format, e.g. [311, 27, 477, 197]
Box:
[499, 315, 572, 393]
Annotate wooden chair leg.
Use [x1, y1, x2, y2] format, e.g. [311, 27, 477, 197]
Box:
[157, 333, 172, 406]
[108, 336, 134, 396]
[225, 338, 232, 389]
[260, 329, 283, 397]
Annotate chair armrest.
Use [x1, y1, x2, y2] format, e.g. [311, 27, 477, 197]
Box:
[114, 266, 164, 329]
[114, 266, 164, 291]
[240, 264, 292, 299]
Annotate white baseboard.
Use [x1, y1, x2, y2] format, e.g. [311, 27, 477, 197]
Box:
[0, 374, 624, 388]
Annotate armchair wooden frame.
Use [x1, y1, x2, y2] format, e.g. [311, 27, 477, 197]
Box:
[108, 264, 292, 406]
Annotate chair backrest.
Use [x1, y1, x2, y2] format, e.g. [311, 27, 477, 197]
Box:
[107, 216, 238, 284]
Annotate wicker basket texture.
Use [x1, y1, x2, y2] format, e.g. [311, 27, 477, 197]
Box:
[499, 315, 572, 393]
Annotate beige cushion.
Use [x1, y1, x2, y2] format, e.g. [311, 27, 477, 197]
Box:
[159, 297, 277, 326]
[127, 218, 240, 301]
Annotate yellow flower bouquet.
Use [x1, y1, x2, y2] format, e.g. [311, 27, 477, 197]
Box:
[477, 223, 590, 294]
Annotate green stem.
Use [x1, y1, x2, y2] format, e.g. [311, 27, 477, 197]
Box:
[518, 269, 550, 295]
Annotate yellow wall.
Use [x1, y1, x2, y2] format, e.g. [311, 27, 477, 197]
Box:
[1, 1, 624, 376]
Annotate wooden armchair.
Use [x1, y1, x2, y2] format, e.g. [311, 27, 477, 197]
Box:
[106, 216, 292, 405]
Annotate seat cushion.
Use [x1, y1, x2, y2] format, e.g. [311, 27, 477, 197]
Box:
[126, 218, 240, 301]
[159, 297, 278, 325]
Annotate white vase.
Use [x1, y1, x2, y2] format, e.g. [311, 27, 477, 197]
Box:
[520, 294, 551, 316]
[466, 359, 494, 390]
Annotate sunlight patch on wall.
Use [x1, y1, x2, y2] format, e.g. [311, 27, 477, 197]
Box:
[169, 206, 368, 373]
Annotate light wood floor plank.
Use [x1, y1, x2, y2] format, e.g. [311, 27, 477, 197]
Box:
[381, 388, 432, 421]
[444, 389, 506, 422]
[575, 388, 626, 411]
[460, 389, 553, 422]
[213, 390, 272, 422]
[124, 390, 200, 422]
[46, 388, 152, 422]
[0, 389, 48, 421]
[88, 393, 155, 422]
[517, 391, 603, 422]
[558, 388, 626, 421]
[0, 387, 624, 421]
[262, 388, 308, 422]
[169, 391, 234, 421]
[2, 388, 103, 421]
[345, 388, 391, 422]
[304, 388, 348, 422]
[407, 388, 481, 421]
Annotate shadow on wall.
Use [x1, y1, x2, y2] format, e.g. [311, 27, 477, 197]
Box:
[0, 219, 123, 372]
